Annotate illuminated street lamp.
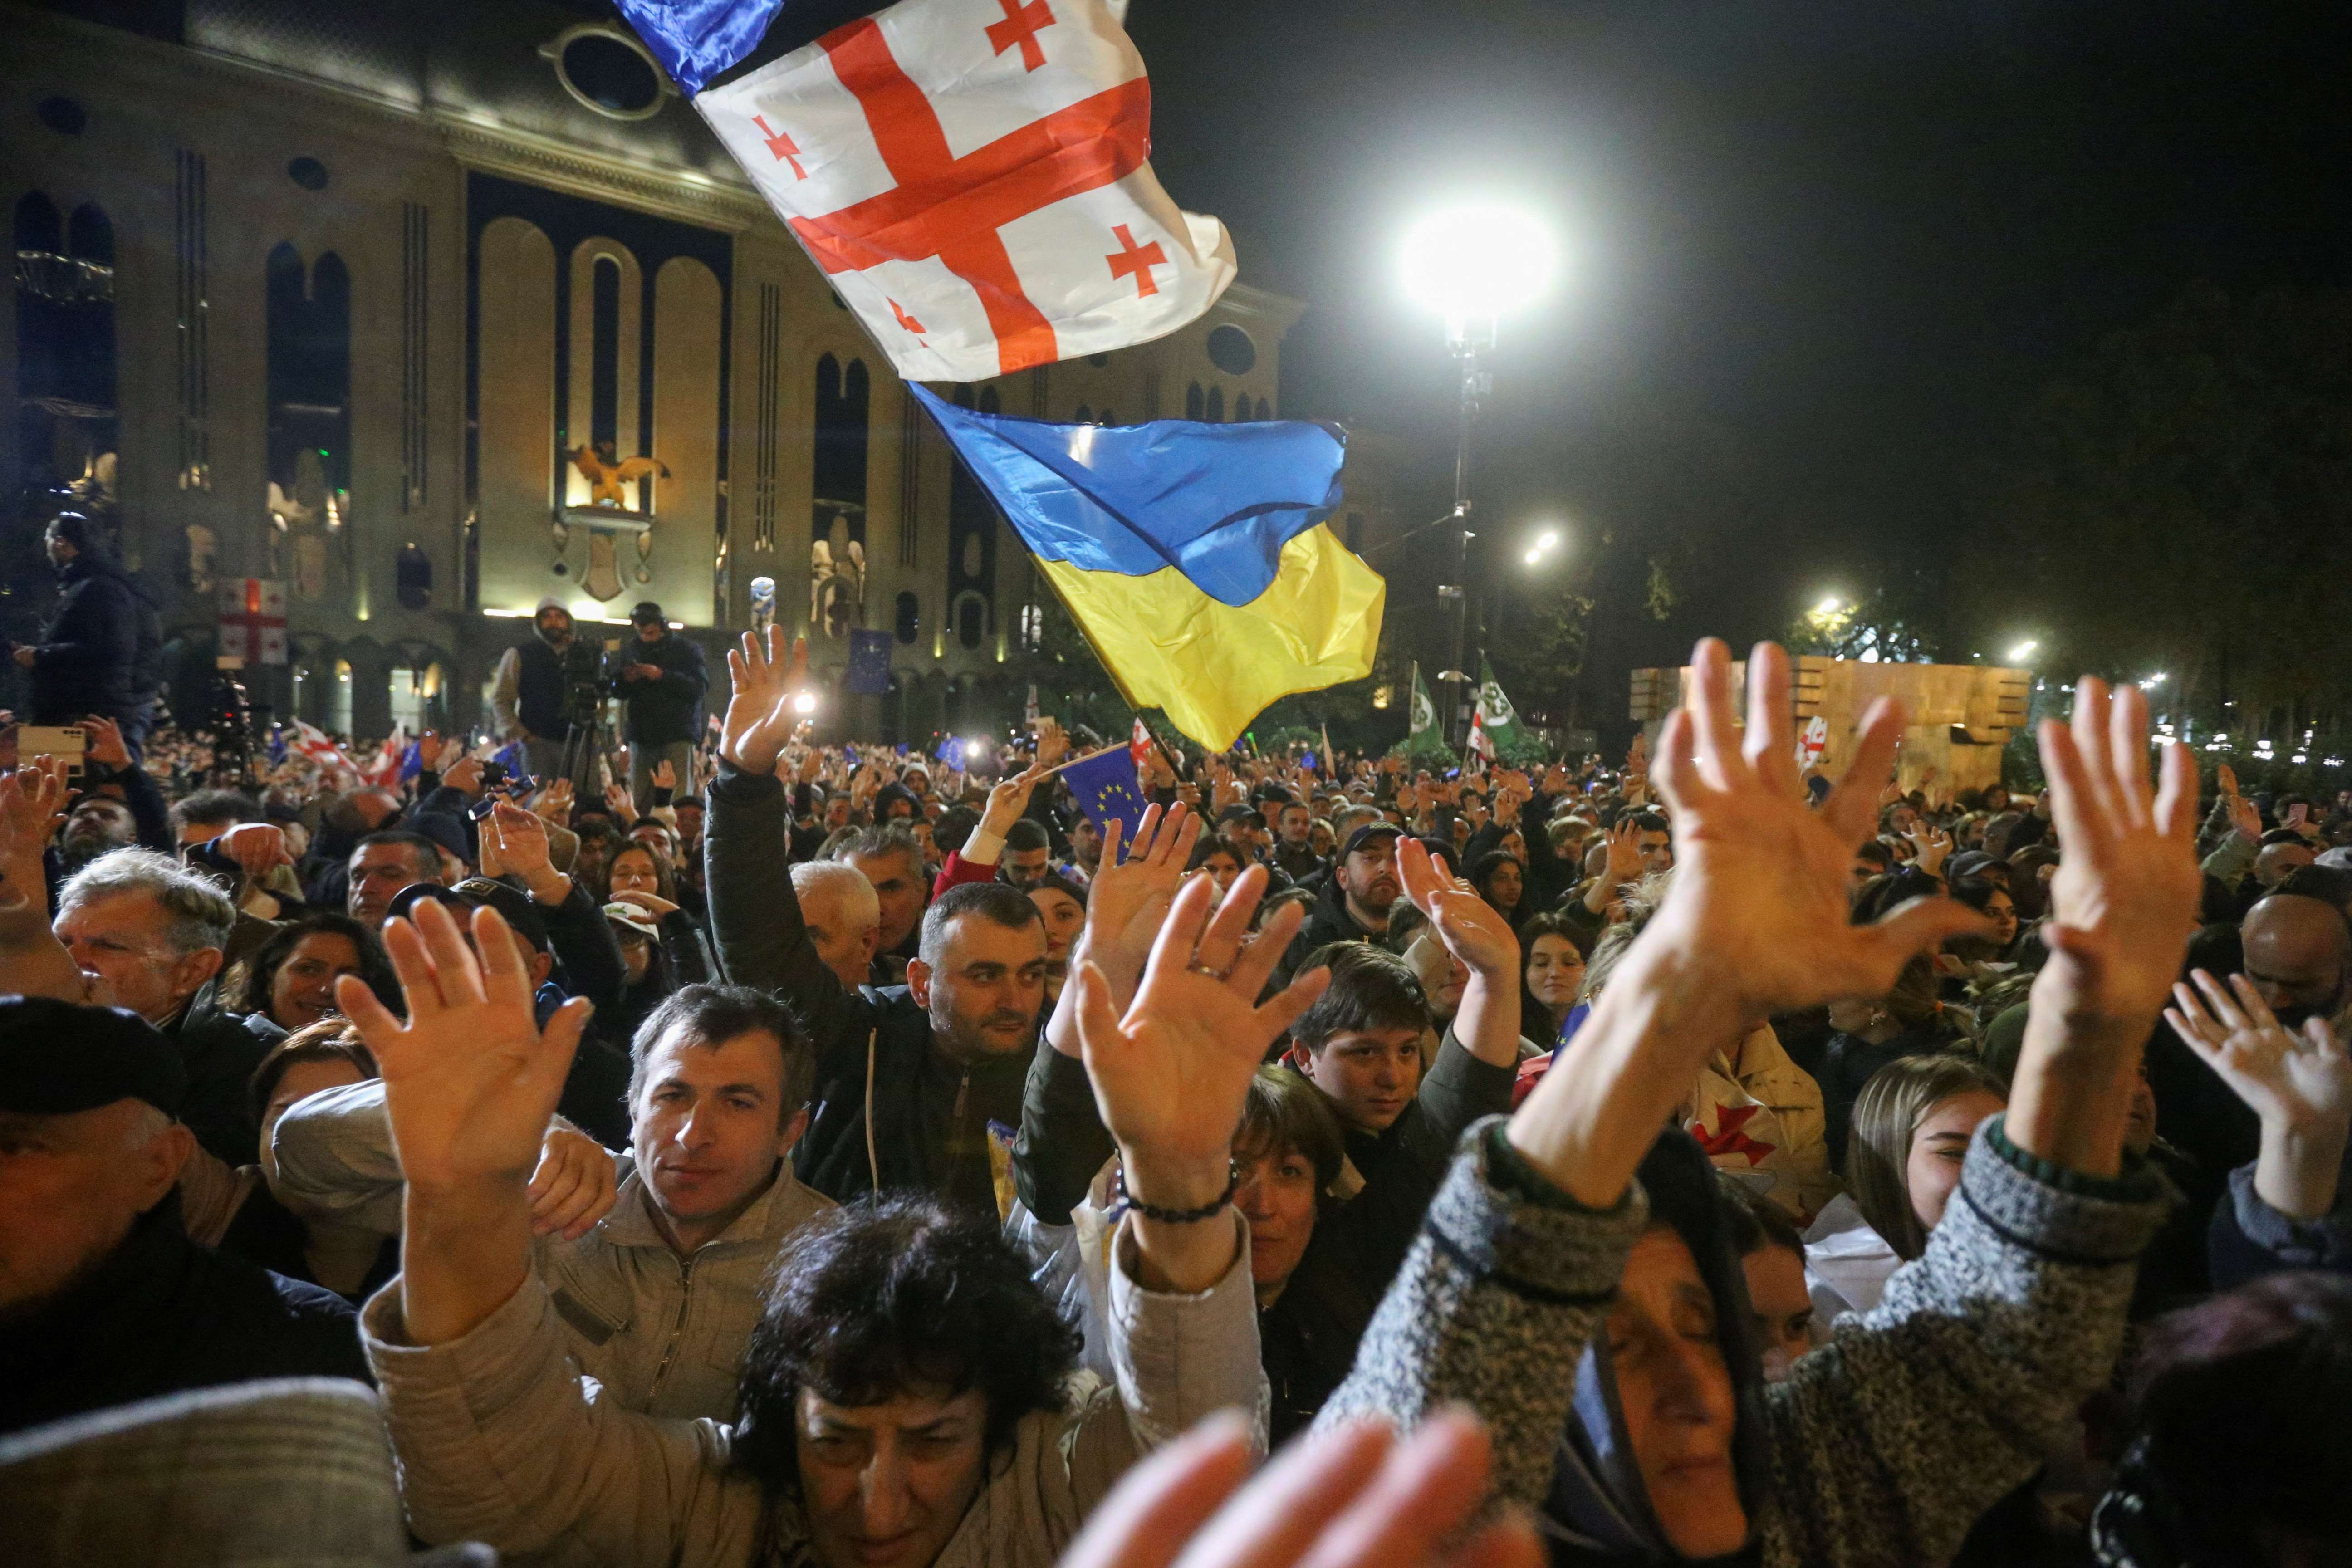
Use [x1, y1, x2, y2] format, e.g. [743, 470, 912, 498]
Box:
[2005, 638, 2039, 663]
[1401, 203, 1559, 742]
[1523, 527, 1564, 568]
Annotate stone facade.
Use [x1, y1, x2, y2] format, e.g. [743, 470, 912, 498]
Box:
[2, 0, 1307, 745]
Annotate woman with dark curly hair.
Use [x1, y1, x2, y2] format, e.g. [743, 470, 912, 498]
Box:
[346, 854, 1323, 1568]
[1465, 848, 1528, 931]
[223, 911, 399, 1031]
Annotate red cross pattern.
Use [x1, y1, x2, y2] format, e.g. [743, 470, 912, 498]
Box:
[752, 114, 808, 178]
[1691, 1102, 1778, 1165]
[985, 0, 1055, 71]
[889, 298, 927, 334]
[1105, 223, 1166, 298]
[772, 15, 1153, 374]
[216, 578, 288, 665]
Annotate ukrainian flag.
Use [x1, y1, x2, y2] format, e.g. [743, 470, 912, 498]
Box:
[910, 387, 1384, 751]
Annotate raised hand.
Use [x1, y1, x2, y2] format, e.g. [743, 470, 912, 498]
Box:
[441, 750, 485, 799]
[0, 764, 67, 918]
[651, 758, 677, 793]
[2032, 678, 2199, 1037]
[2169, 970, 2352, 1136]
[719, 628, 808, 775]
[1059, 1411, 1535, 1568]
[2215, 762, 2240, 802]
[532, 776, 574, 828]
[2226, 793, 2261, 844]
[1077, 803, 1202, 1007]
[336, 899, 593, 1342]
[1071, 865, 1326, 1184]
[980, 756, 1053, 842]
[1645, 640, 1986, 1020]
[485, 801, 567, 902]
[1034, 716, 1070, 772]
[1903, 822, 1953, 877]
[603, 781, 637, 821]
[1396, 837, 1517, 977]
[80, 714, 131, 770]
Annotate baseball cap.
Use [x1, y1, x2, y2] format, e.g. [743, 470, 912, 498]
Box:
[386, 878, 552, 955]
[0, 997, 186, 1117]
[1340, 822, 1403, 861]
[629, 600, 666, 625]
[603, 902, 661, 941]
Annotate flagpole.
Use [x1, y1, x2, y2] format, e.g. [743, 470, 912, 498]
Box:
[1034, 740, 1134, 780]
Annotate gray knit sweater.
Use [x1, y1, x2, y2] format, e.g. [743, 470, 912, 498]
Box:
[1317, 1115, 2169, 1568]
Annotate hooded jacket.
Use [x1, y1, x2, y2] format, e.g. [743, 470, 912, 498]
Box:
[1318, 1115, 2168, 1568]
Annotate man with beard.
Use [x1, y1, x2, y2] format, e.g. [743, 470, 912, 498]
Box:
[490, 597, 587, 787]
[705, 632, 1049, 1206]
[1279, 822, 1402, 984]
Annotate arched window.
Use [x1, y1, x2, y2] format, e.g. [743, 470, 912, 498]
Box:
[13, 192, 118, 492]
[956, 591, 986, 650]
[1204, 386, 1223, 423]
[1074, 403, 1093, 424]
[947, 387, 1000, 641]
[813, 352, 871, 548]
[1184, 382, 1203, 421]
[329, 658, 354, 735]
[1235, 394, 1254, 422]
[1099, 408, 1117, 426]
[265, 243, 353, 514]
[894, 589, 920, 644]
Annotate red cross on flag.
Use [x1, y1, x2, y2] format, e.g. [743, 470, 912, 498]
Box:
[697, 0, 1236, 381]
[216, 578, 288, 666]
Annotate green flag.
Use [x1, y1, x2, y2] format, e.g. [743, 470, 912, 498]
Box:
[1475, 659, 1545, 764]
[1394, 662, 1456, 764]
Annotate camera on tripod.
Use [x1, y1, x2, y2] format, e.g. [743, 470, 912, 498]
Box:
[559, 637, 608, 729]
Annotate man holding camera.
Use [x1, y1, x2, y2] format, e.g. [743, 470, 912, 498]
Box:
[611, 601, 707, 804]
[490, 598, 589, 788]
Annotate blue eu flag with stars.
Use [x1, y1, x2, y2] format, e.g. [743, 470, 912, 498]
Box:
[1059, 746, 1148, 863]
[846, 629, 892, 695]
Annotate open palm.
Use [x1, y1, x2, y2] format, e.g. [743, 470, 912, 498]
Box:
[2034, 677, 2200, 1036]
[720, 627, 808, 775]
[1647, 640, 1983, 1018]
[2168, 968, 2352, 1133]
[1079, 804, 1201, 1007]
[335, 899, 591, 1196]
[1073, 864, 1327, 1165]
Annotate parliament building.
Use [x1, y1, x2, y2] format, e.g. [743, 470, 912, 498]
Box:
[4, 0, 1410, 745]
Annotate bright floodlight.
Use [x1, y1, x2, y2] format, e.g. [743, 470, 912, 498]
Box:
[966, 739, 988, 760]
[2006, 639, 2039, 662]
[2141, 671, 2168, 689]
[1537, 529, 1561, 549]
[792, 691, 818, 714]
[1523, 549, 1542, 566]
[1815, 594, 1845, 615]
[1400, 204, 1558, 329]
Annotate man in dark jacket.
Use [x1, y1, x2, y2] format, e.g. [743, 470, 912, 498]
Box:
[490, 598, 586, 787]
[0, 998, 366, 1437]
[15, 512, 156, 748]
[612, 601, 707, 803]
[1279, 822, 1402, 984]
[705, 634, 1049, 1207]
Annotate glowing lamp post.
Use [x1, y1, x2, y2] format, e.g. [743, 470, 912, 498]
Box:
[1400, 204, 1558, 744]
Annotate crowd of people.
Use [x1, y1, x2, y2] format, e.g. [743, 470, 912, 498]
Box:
[2, 625, 2347, 1568]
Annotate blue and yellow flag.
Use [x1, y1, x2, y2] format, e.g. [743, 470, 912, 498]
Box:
[909, 387, 1384, 750]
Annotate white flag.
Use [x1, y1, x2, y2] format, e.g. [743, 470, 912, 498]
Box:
[698, 0, 1236, 381]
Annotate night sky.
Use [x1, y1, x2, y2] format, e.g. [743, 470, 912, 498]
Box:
[1124, 0, 2352, 691]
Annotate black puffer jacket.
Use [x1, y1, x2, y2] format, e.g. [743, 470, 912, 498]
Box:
[29, 556, 149, 725]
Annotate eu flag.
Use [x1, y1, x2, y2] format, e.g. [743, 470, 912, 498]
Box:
[1058, 746, 1147, 863]
[846, 628, 892, 695]
[910, 388, 1384, 751]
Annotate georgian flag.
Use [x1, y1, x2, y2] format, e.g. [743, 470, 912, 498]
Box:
[624, 0, 1237, 381]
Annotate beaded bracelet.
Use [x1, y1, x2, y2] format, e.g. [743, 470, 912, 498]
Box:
[1114, 1161, 1239, 1224]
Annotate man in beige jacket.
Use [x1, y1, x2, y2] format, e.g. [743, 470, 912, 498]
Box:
[337, 765, 1323, 1568]
[273, 981, 833, 1420]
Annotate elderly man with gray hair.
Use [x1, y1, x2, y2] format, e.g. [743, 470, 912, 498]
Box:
[52, 848, 283, 1163]
[789, 859, 882, 993]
